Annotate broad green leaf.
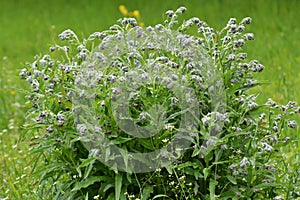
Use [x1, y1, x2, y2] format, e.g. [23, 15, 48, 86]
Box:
[115, 173, 123, 200]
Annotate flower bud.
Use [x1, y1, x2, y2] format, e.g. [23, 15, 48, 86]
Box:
[241, 17, 252, 25]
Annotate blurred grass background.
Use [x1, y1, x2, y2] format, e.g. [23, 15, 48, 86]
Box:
[0, 0, 299, 198]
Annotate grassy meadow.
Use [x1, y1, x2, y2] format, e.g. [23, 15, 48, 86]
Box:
[0, 0, 299, 199]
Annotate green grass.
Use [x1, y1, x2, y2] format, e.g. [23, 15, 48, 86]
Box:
[0, 0, 299, 199]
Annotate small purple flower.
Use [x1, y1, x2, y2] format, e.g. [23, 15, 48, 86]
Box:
[244, 33, 254, 40]
[241, 17, 252, 25]
[176, 7, 187, 14]
[227, 18, 237, 25]
[46, 126, 53, 133]
[288, 120, 296, 128]
[166, 10, 174, 17]
[240, 157, 250, 168]
[273, 126, 278, 132]
[234, 39, 245, 48]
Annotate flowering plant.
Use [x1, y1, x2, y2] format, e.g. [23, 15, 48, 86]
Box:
[20, 7, 299, 199]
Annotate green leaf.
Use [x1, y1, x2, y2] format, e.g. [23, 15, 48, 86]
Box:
[139, 138, 155, 150]
[176, 161, 199, 169]
[215, 149, 223, 162]
[193, 182, 200, 196]
[204, 149, 214, 163]
[75, 166, 82, 178]
[220, 190, 236, 199]
[102, 183, 114, 193]
[79, 157, 96, 168]
[107, 193, 115, 200]
[253, 182, 281, 189]
[142, 186, 154, 200]
[194, 169, 203, 180]
[165, 164, 173, 174]
[126, 172, 132, 183]
[203, 168, 210, 180]
[71, 176, 109, 192]
[111, 137, 133, 145]
[209, 179, 218, 200]
[83, 160, 95, 179]
[226, 175, 237, 185]
[115, 173, 123, 200]
[152, 194, 169, 199]
[39, 164, 64, 181]
[192, 147, 201, 157]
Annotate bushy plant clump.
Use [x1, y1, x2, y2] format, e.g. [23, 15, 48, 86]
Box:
[20, 7, 299, 200]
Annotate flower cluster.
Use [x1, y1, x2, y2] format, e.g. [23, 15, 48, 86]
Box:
[20, 7, 299, 200]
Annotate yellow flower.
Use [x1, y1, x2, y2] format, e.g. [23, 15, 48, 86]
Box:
[118, 5, 144, 27]
[133, 10, 140, 19]
[119, 5, 128, 16]
[10, 90, 16, 95]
